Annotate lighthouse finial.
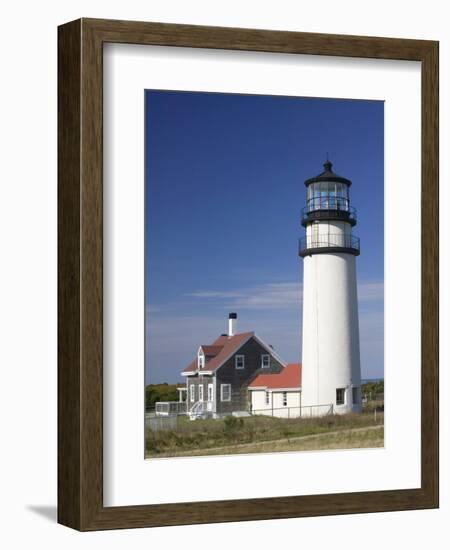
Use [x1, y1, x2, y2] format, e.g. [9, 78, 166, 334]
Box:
[324, 154, 332, 172]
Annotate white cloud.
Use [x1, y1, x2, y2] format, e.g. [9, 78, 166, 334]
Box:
[184, 279, 383, 310]
[186, 290, 243, 299]
[186, 282, 302, 310]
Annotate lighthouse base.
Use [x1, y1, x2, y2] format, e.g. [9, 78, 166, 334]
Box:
[301, 252, 362, 416]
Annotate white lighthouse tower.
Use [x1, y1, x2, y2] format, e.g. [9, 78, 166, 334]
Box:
[300, 159, 362, 415]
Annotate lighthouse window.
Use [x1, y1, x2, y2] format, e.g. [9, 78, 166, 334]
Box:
[328, 184, 336, 207]
[321, 182, 331, 208]
[336, 388, 345, 406]
[335, 183, 349, 209]
[307, 181, 349, 211]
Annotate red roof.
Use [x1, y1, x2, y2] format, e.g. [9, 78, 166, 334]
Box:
[248, 363, 302, 390]
[182, 332, 254, 374]
[200, 345, 223, 357]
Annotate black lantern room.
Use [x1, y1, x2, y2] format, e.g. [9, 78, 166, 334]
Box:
[299, 159, 360, 258]
[301, 160, 357, 227]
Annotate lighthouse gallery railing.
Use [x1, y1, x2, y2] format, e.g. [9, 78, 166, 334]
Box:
[299, 234, 360, 256]
[301, 204, 357, 225]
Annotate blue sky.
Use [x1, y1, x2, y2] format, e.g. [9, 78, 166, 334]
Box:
[145, 90, 384, 384]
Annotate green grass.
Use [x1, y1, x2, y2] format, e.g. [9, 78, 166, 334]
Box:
[145, 411, 384, 458]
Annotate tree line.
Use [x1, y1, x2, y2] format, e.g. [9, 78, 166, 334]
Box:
[145, 383, 179, 410]
[362, 379, 384, 397]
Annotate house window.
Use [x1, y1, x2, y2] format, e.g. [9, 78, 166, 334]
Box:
[198, 352, 205, 369]
[221, 384, 231, 402]
[282, 392, 287, 406]
[198, 384, 204, 402]
[265, 391, 270, 405]
[336, 388, 345, 406]
[208, 384, 213, 402]
[190, 384, 195, 403]
[261, 354, 270, 368]
[352, 386, 359, 404]
[235, 355, 245, 369]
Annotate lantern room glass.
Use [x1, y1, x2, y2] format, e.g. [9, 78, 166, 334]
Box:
[307, 181, 349, 211]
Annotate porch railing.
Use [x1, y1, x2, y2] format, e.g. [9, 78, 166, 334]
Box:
[154, 401, 187, 416]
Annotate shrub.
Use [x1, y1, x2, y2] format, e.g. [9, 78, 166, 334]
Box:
[223, 415, 244, 437]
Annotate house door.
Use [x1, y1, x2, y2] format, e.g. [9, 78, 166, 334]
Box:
[207, 384, 214, 411]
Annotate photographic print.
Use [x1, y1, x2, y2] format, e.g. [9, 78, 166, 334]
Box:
[58, 19, 438, 529]
[145, 90, 384, 459]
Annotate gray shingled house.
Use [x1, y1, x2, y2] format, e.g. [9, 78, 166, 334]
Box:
[181, 313, 287, 419]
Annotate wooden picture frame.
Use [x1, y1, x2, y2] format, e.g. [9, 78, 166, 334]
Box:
[58, 18, 439, 531]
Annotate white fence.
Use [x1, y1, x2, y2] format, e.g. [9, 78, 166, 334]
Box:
[251, 404, 334, 419]
[154, 401, 186, 416]
[146, 413, 178, 432]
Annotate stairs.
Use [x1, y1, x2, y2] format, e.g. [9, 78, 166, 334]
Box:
[189, 400, 213, 420]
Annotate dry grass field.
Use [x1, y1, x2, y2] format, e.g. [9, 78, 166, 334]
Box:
[145, 411, 384, 459]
